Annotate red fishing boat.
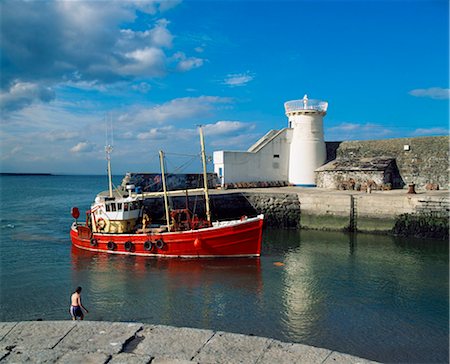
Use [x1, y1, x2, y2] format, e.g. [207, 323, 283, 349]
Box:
[70, 127, 264, 258]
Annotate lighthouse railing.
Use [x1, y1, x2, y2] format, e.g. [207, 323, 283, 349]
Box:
[284, 99, 328, 113]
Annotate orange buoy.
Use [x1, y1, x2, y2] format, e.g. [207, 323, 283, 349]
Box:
[273, 262, 285, 267]
[194, 238, 202, 249]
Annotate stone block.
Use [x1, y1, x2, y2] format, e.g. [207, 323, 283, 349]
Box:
[133, 325, 214, 361]
[323, 351, 379, 363]
[0, 348, 10, 361]
[57, 350, 110, 363]
[0, 322, 17, 341]
[193, 331, 271, 363]
[109, 352, 153, 364]
[152, 358, 198, 364]
[257, 340, 331, 364]
[56, 321, 142, 355]
[2, 348, 64, 363]
[0, 321, 75, 351]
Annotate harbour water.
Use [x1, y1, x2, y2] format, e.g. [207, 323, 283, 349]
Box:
[0, 175, 448, 363]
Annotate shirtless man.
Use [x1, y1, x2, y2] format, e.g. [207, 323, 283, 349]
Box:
[70, 286, 89, 320]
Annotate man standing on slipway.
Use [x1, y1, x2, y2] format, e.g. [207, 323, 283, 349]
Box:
[70, 286, 89, 320]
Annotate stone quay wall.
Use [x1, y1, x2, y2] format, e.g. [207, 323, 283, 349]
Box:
[243, 193, 301, 228]
[215, 188, 449, 238]
[329, 136, 449, 189]
[0, 321, 376, 363]
[139, 187, 448, 237]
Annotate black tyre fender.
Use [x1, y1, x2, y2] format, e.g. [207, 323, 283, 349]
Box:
[155, 239, 165, 249]
[107, 241, 116, 250]
[124, 241, 133, 252]
[143, 240, 153, 251]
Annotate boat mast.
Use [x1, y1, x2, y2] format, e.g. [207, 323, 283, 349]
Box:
[105, 114, 114, 198]
[106, 144, 113, 198]
[159, 150, 171, 232]
[199, 126, 211, 224]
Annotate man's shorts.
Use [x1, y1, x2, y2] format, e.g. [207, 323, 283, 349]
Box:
[70, 305, 83, 318]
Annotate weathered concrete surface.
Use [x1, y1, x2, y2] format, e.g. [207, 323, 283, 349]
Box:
[216, 186, 449, 234]
[133, 325, 215, 360]
[0, 321, 379, 363]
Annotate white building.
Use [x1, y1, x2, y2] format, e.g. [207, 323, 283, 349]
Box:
[213, 95, 328, 187]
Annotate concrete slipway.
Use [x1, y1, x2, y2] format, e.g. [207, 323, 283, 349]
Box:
[0, 321, 378, 363]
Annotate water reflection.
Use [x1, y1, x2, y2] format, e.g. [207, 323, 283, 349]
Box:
[70, 247, 263, 326]
[270, 230, 448, 363]
[65, 233, 450, 363]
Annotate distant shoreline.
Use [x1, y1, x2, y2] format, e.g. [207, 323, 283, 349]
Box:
[0, 173, 53, 176]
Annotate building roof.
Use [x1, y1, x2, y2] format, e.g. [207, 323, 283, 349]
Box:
[247, 128, 289, 153]
[315, 157, 396, 172]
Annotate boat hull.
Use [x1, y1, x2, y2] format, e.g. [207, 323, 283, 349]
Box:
[70, 215, 264, 258]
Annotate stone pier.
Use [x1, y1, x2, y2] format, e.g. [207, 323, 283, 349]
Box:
[0, 321, 378, 363]
[139, 187, 448, 237]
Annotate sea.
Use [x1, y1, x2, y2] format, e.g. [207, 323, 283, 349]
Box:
[0, 175, 448, 363]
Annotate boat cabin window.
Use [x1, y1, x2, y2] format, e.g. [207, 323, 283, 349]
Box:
[117, 203, 122, 211]
[124, 203, 129, 211]
[105, 204, 110, 212]
[111, 203, 117, 212]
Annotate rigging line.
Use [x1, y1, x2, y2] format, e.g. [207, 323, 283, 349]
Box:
[112, 182, 123, 197]
[192, 173, 202, 216]
[165, 155, 198, 174]
[164, 152, 200, 158]
[162, 156, 173, 209]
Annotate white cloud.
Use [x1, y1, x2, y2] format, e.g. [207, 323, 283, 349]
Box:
[157, 0, 182, 12]
[137, 126, 177, 140]
[203, 121, 256, 136]
[209, 133, 262, 150]
[118, 96, 233, 125]
[136, 121, 259, 151]
[412, 127, 448, 136]
[70, 141, 94, 153]
[131, 82, 152, 93]
[0, 81, 55, 112]
[121, 47, 166, 76]
[0, 146, 23, 161]
[173, 52, 204, 72]
[409, 87, 450, 100]
[40, 130, 80, 142]
[0, 0, 203, 113]
[148, 19, 174, 48]
[223, 72, 254, 87]
[326, 122, 393, 140]
[119, 19, 173, 49]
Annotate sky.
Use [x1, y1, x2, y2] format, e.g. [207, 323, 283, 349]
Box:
[1, 0, 449, 175]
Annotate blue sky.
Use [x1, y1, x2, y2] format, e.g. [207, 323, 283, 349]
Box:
[1, 0, 448, 175]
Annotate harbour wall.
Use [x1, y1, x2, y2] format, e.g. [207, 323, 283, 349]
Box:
[242, 189, 448, 237]
[142, 187, 449, 238]
[326, 136, 449, 189]
[242, 188, 449, 238]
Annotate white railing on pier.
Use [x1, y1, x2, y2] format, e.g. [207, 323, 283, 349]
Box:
[284, 99, 328, 113]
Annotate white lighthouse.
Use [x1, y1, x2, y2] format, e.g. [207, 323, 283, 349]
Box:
[285, 95, 328, 186]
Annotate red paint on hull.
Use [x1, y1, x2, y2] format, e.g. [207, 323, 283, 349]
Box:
[70, 216, 264, 258]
